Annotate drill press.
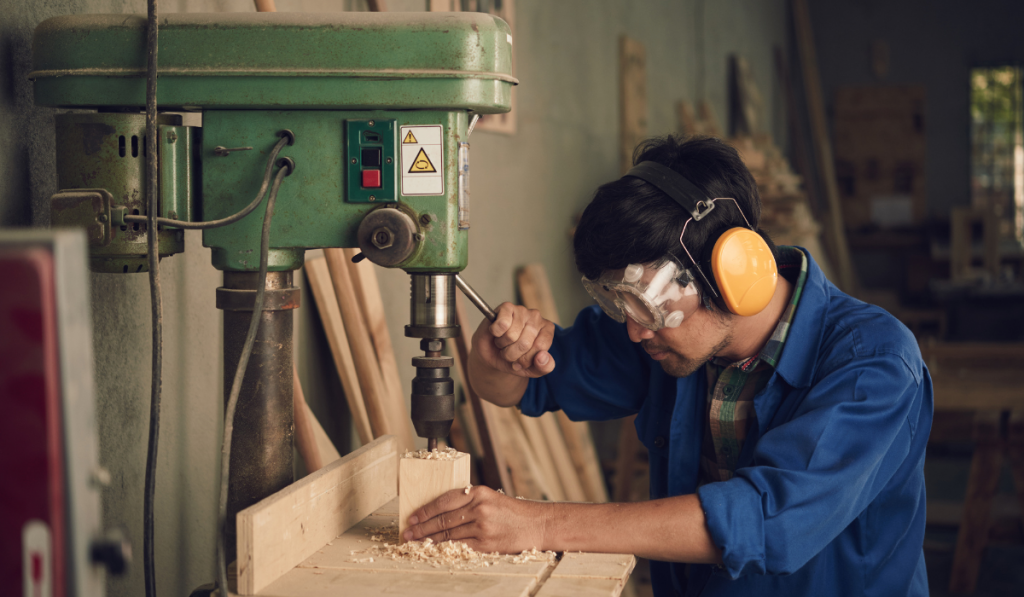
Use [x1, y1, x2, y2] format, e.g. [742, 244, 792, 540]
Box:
[33, 10, 514, 562]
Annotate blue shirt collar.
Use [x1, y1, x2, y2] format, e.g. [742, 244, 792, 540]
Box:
[770, 247, 831, 390]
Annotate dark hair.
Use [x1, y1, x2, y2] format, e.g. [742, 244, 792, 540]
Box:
[574, 135, 775, 300]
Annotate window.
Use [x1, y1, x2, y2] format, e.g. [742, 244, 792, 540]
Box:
[970, 66, 1023, 244]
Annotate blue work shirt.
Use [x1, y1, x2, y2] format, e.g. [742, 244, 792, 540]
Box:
[519, 248, 932, 597]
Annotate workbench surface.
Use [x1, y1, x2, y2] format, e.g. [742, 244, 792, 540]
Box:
[253, 499, 635, 597]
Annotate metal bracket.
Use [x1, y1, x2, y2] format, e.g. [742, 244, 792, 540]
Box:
[50, 189, 115, 247]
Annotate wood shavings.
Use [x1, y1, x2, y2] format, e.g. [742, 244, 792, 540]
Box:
[350, 529, 556, 571]
[403, 447, 463, 460]
[464, 484, 472, 494]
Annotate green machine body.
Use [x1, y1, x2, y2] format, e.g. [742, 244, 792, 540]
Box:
[32, 11, 516, 273]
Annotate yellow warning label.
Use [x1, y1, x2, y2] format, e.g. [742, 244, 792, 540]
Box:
[409, 148, 436, 173]
[403, 130, 419, 144]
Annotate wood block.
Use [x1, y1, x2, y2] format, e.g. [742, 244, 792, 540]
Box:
[259, 566, 540, 597]
[236, 435, 398, 595]
[399, 451, 472, 540]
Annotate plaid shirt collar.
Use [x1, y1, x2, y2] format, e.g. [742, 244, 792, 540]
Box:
[708, 246, 809, 371]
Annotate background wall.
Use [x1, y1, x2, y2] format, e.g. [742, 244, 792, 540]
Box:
[810, 0, 1024, 218]
[0, 1, 787, 595]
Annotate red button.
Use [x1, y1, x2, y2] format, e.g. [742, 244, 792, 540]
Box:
[361, 169, 381, 188]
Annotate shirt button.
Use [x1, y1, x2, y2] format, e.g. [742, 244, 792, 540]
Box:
[724, 385, 735, 395]
[653, 436, 666, 448]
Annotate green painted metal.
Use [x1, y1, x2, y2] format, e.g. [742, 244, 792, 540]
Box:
[345, 119, 398, 204]
[30, 13, 515, 112]
[158, 124, 195, 226]
[53, 113, 184, 273]
[201, 110, 468, 273]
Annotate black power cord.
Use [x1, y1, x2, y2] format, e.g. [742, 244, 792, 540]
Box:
[143, 1, 160, 596]
[216, 158, 294, 595]
[123, 132, 294, 230]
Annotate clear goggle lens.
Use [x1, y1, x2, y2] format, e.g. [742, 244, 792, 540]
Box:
[581, 258, 701, 331]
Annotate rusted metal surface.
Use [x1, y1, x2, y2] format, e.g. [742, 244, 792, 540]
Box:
[220, 270, 296, 565]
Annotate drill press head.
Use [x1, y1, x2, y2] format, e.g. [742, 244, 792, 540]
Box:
[405, 274, 459, 450]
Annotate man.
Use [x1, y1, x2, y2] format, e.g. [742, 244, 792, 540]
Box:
[403, 136, 932, 596]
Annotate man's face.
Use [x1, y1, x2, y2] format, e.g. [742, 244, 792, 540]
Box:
[624, 301, 733, 377]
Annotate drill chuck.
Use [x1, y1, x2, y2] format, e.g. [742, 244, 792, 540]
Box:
[410, 355, 455, 440]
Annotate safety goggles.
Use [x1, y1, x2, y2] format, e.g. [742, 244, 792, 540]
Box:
[581, 256, 704, 331]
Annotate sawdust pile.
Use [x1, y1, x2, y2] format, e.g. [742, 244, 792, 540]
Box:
[403, 447, 463, 460]
[351, 524, 556, 571]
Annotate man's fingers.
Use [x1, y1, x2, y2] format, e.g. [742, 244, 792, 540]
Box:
[422, 520, 480, 546]
[531, 350, 556, 375]
[501, 320, 540, 363]
[408, 488, 473, 530]
[406, 503, 477, 542]
[489, 303, 516, 337]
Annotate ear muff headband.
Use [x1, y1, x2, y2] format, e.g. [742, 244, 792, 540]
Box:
[623, 161, 778, 316]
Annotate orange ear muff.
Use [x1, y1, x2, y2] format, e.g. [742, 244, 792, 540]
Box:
[709, 228, 778, 316]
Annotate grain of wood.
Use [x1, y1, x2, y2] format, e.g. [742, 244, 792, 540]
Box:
[303, 258, 373, 444]
[399, 451, 471, 541]
[949, 412, 1003, 594]
[497, 407, 549, 500]
[614, 415, 642, 503]
[517, 263, 608, 502]
[257, 566, 541, 597]
[538, 414, 588, 502]
[293, 362, 323, 473]
[453, 296, 515, 494]
[551, 552, 636, 580]
[341, 247, 417, 451]
[518, 413, 567, 501]
[323, 250, 399, 446]
[792, 0, 856, 294]
[533, 576, 627, 597]
[619, 36, 647, 175]
[236, 435, 398, 595]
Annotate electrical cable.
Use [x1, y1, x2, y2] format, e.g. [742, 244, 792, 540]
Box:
[123, 132, 294, 230]
[143, 1, 160, 596]
[216, 158, 294, 596]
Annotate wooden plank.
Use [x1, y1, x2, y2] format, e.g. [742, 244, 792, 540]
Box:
[930, 372, 1024, 412]
[919, 341, 1024, 367]
[619, 36, 647, 175]
[259, 566, 540, 597]
[1008, 409, 1024, 546]
[293, 362, 323, 473]
[453, 296, 515, 494]
[551, 552, 636, 580]
[676, 100, 699, 137]
[697, 100, 722, 138]
[517, 263, 608, 502]
[323, 250, 402, 447]
[533, 577, 626, 597]
[613, 415, 642, 503]
[498, 407, 550, 500]
[949, 412, 1003, 594]
[236, 435, 398, 595]
[538, 414, 588, 502]
[304, 258, 373, 445]
[398, 452, 471, 541]
[309, 405, 341, 467]
[792, 0, 856, 294]
[340, 247, 417, 451]
[293, 362, 324, 473]
[519, 413, 567, 501]
[950, 207, 973, 282]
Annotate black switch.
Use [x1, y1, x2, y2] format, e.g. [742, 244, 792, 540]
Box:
[361, 148, 382, 167]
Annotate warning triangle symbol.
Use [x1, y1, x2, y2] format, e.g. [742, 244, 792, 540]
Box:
[403, 130, 419, 144]
[409, 148, 436, 173]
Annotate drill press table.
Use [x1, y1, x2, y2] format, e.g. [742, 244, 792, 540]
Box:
[229, 436, 634, 597]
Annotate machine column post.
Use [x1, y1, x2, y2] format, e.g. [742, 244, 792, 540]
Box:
[216, 270, 299, 563]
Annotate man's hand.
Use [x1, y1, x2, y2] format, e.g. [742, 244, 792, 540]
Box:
[473, 302, 556, 378]
[403, 486, 546, 554]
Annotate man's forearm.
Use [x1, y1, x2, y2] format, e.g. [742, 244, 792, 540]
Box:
[537, 494, 722, 564]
